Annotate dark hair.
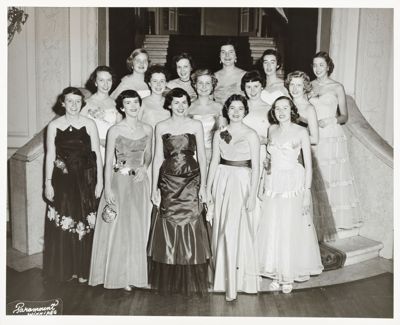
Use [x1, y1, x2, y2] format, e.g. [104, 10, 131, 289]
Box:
[126, 48, 149, 73]
[172, 52, 194, 73]
[222, 94, 249, 123]
[285, 70, 312, 94]
[220, 39, 237, 52]
[268, 96, 299, 124]
[54, 87, 86, 115]
[85, 66, 117, 94]
[240, 70, 266, 97]
[312, 51, 334, 76]
[191, 69, 218, 95]
[260, 49, 282, 70]
[144, 64, 169, 84]
[115, 89, 142, 118]
[163, 88, 191, 112]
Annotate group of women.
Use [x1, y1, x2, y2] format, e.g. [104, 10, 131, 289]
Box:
[43, 41, 362, 302]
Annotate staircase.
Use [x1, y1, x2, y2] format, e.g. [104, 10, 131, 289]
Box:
[143, 35, 170, 65]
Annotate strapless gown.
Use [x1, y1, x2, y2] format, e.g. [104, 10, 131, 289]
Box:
[189, 113, 219, 165]
[211, 135, 259, 300]
[166, 79, 197, 102]
[43, 126, 99, 281]
[260, 84, 289, 106]
[147, 133, 212, 295]
[258, 140, 323, 284]
[111, 75, 151, 100]
[309, 92, 362, 230]
[83, 96, 118, 160]
[89, 135, 150, 289]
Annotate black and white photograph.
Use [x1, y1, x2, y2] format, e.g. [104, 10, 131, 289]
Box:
[2, 0, 398, 323]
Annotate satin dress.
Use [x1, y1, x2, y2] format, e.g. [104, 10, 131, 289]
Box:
[258, 139, 323, 284]
[211, 134, 259, 300]
[89, 135, 150, 289]
[147, 133, 212, 295]
[44, 126, 99, 281]
[309, 92, 362, 230]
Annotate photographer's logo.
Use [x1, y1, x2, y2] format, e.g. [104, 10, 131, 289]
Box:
[7, 299, 63, 315]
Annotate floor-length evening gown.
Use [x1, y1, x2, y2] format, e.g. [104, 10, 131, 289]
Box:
[89, 135, 150, 289]
[309, 92, 362, 230]
[44, 126, 99, 281]
[147, 133, 212, 295]
[211, 135, 259, 300]
[258, 139, 323, 284]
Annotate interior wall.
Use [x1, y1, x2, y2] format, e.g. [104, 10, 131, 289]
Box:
[203, 8, 239, 36]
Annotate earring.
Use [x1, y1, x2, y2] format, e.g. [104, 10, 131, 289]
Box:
[219, 60, 222, 64]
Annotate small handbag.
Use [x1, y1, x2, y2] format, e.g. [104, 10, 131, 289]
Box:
[102, 204, 117, 223]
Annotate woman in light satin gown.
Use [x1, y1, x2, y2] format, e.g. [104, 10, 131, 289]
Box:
[259, 49, 289, 106]
[309, 51, 362, 231]
[257, 96, 323, 294]
[206, 94, 260, 302]
[188, 69, 226, 165]
[213, 41, 246, 105]
[89, 90, 153, 291]
[81, 66, 120, 160]
[111, 48, 151, 100]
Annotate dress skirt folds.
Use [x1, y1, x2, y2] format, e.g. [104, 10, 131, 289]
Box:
[211, 160, 259, 300]
[89, 136, 150, 289]
[147, 133, 212, 295]
[43, 126, 99, 282]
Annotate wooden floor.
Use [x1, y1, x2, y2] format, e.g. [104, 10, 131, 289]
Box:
[6, 267, 393, 317]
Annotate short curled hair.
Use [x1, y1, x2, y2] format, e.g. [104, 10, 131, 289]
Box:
[53, 87, 86, 116]
[313, 51, 334, 76]
[115, 89, 142, 118]
[240, 70, 266, 97]
[260, 49, 282, 70]
[163, 88, 191, 112]
[285, 70, 312, 94]
[85, 66, 117, 94]
[126, 48, 149, 73]
[172, 52, 194, 73]
[144, 64, 169, 84]
[222, 94, 249, 124]
[268, 96, 300, 124]
[191, 69, 218, 94]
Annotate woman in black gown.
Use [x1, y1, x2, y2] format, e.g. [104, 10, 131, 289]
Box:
[147, 88, 212, 295]
[44, 87, 103, 283]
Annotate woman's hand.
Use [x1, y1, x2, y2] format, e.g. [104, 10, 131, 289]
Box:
[104, 187, 115, 205]
[151, 189, 161, 207]
[302, 188, 311, 215]
[246, 193, 257, 212]
[198, 185, 207, 203]
[45, 182, 54, 202]
[133, 166, 147, 182]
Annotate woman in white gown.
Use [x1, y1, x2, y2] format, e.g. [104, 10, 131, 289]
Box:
[309, 51, 362, 231]
[188, 69, 226, 165]
[258, 96, 323, 294]
[206, 94, 260, 302]
[213, 41, 246, 105]
[111, 48, 151, 100]
[81, 66, 120, 160]
[259, 49, 289, 105]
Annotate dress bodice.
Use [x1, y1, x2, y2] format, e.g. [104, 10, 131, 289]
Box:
[141, 109, 170, 129]
[219, 134, 251, 161]
[213, 81, 242, 105]
[189, 114, 219, 149]
[115, 135, 148, 169]
[309, 92, 338, 120]
[260, 84, 289, 106]
[161, 133, 198, 175]
[166, 79, 197, 101]
[268, 140, 302, 171]
[84, 96, 118, 140]
[55, 126, 96, 171]
[243, 108, 269, 139]
[111, 75, 151, 100]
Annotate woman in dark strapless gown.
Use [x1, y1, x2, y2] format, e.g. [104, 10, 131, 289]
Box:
[44, 87, 103, 283]
[147, 88, 211, 295]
